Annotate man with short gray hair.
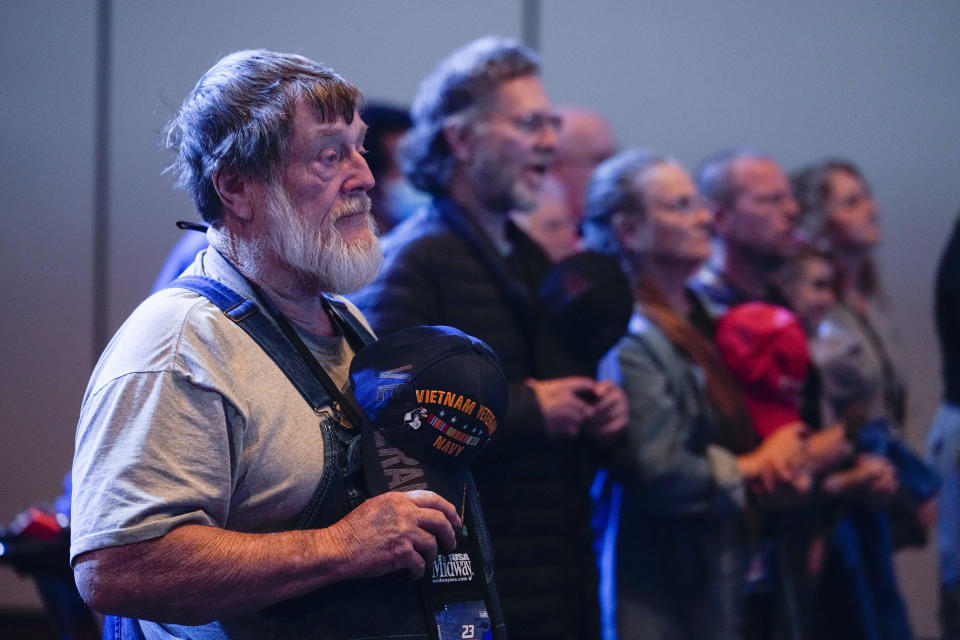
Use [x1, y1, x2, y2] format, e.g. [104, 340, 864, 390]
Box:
[70, 50, 462, 639]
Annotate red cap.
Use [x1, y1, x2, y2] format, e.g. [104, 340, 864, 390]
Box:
[715, 302, 809, 438]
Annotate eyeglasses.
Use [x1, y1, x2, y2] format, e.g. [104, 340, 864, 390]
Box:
[491, 111, 563, 135]
[650, 194, 709, 215]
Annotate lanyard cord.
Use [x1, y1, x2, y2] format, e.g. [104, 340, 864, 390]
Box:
[247, 283, 367, 430]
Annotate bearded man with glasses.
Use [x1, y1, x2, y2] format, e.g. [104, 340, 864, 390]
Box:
[353, 36, 628, 640]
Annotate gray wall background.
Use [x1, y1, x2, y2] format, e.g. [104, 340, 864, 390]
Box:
[2, 1, 958, 636]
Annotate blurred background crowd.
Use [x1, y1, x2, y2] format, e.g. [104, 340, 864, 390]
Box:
[2, 2, 959, 638]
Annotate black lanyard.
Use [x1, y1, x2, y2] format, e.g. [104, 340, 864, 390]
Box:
[249, 282, 371, 430]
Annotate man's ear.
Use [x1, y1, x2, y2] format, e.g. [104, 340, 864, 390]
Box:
[212, 167, 256, 222]
[442, 115, 476, 164]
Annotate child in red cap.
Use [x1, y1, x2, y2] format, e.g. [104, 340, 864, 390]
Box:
[716, 302, 810, 439]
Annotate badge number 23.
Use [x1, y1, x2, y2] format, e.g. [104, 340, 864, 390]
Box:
[461, 625, 475, 639]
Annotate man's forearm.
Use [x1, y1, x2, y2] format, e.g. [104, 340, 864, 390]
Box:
[74, 490, 460, 625]
[74, 523, 350, 625]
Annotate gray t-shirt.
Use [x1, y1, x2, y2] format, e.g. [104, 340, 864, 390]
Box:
[71, 248, 367, 639]
[812, 301, 906, 427]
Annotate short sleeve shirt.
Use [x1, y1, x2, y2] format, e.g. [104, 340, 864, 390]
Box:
[71, 248, 362, 560]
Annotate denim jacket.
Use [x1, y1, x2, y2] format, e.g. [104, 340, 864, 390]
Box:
[593, 311, 745, 640]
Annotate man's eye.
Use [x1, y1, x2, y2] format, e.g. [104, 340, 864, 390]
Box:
[320, 150, 340, 165]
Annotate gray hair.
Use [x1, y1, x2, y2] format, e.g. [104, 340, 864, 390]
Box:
[163, 49, 363, 224]
[581, 149, 665, 256]
[401, 36, 540, 195]
[694, 147, 767, 211]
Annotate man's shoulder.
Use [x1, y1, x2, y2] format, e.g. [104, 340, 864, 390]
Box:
[126, 286, 230, 348]
[85, 285, 243, 397]
[688, 265, 743, 319]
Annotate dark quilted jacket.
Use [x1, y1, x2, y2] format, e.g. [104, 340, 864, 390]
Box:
[351, 198, 600, 639]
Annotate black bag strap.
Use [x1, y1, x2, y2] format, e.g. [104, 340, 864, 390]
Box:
[324, 295, 375, 353]
[464, 473, 507, 638]
[848, 306, 907, 425]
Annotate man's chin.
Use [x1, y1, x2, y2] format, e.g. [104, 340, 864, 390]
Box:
[317, 240, 383, 294]
[335, 210, 379, 240]
[509, 188, 541, 213]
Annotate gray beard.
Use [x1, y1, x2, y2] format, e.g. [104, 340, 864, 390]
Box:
[470, 158, 539, 215]
[262, 185, 383, 294]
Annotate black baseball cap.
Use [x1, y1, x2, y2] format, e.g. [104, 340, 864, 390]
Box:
[539, 250, 633, 365]
[349, 325, 508, 517]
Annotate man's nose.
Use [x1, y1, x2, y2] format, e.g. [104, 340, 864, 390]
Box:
[346, 151, 376, 193]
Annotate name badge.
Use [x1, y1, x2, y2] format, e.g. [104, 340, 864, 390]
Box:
[420, 524, 495, 640]
[432, 600, 492, 639]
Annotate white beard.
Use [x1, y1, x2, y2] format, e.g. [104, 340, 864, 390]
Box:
[262, 185, 382, 294]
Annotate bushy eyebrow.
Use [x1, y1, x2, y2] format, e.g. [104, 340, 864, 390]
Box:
[312, 122, 368, 147]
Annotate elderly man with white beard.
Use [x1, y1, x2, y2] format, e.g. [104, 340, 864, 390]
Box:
[69, 50, 463, 640]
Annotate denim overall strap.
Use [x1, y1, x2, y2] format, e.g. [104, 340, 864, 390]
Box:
[169, 277, 427, 639]
[101, 614, 146, 640]
[101, 276, 351, 640]
[170, 275, 336, 411]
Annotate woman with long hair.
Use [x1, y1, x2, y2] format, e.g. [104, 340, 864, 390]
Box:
[789, 161, 931, 639]
[583, 150, 808, 639]
[791, 160, 906, 430]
